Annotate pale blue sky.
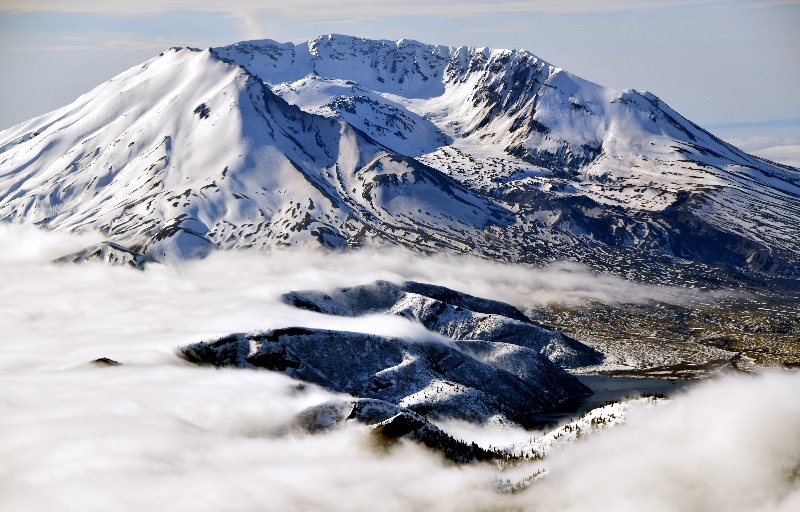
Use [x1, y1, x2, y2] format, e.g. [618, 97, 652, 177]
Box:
[1, 1, 798, 138]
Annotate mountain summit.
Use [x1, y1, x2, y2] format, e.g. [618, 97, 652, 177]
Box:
[1, 35, 798, 278]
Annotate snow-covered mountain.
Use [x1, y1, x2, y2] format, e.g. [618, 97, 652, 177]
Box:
[285, 398, 500, 463]
[2, 34, 799, 278]
[0, 46, 509, 259]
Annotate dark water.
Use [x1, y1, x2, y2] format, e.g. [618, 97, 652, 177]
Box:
[530, 375, 695, 428]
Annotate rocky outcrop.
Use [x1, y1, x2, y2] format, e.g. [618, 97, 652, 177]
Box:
[282, 280, 603, 368]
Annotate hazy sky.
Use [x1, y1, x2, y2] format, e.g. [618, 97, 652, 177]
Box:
[0, 0, 799, 137]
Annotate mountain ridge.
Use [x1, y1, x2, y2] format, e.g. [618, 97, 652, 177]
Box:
[0, 45, 509, 257]
[1, 34, 798, 281]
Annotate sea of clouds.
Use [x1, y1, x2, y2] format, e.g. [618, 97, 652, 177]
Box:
[710, 121, 800, 169]
[1, 223, 798, 511]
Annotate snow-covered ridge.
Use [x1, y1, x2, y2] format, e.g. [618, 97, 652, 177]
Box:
[214, 35, 800, 273]
[215, 34, 770, 177]
[0, 45, 509, 256]
[499, 397, 660, 460]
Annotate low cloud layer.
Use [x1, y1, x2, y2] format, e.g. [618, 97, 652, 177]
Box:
[1, 225, 798, 511]
[728, 136, 800, 168]
[711, 121, 800, 168]
[529, 371, 800, 512]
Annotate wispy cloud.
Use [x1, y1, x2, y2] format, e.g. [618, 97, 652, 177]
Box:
[462, 20, 531, 33]
[730, 138, 800, 168]
[0, 1, 733, 18]
[709, 118, 800, 168]
[3, 0, 793, 54]
[287, 17, 382, 27]
[0, 36, 188, 52]
[735, 0, 800, 9]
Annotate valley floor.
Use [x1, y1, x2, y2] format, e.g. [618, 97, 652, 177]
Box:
[535, 292, 800, 379]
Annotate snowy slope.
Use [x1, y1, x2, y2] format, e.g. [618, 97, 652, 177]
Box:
[0, 46, 509, 258]
[51, 241, 154, 270]
[272, 77, 449, 156]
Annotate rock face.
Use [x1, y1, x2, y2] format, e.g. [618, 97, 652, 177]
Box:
[181, 326, 591, 427]
[281, 280, 603, 368]
[51, 241, 155, 270]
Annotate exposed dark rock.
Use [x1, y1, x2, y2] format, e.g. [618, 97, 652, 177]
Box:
[91, 357, 121, 366]
[181, 326, 591, 428]
[52, 242, 156, 270]
[281, 280, 603, 368]
[287, 398, 501, 463]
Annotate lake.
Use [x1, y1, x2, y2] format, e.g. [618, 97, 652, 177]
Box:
[530, 375, 695, 428]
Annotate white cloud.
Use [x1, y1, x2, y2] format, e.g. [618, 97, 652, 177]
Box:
[752, 144, 800, 168]
[0, 224, 798, 511]
[0, 37, 185, 52]
[709, 119, 800, 168]
[727, 137, 800, 168]
[528, 371, 800, 512]
[0, 223, 106, 264]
